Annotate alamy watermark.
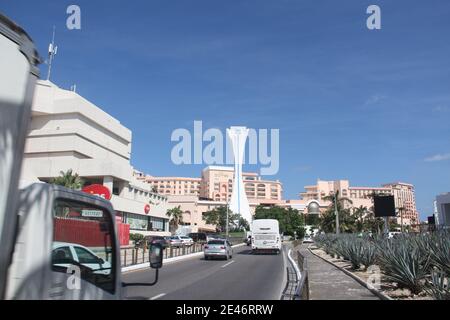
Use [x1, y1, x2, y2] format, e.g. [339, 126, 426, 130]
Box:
[66, 5, 81, 30]
[171, 121, 280, 175]
[366, 265, 381, 290]
[63, 4, 380, 31]
[367, 5, 381, 30]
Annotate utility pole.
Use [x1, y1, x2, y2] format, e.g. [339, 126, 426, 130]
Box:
[47, 26, 57, 81]
[335, 192, 340, 235]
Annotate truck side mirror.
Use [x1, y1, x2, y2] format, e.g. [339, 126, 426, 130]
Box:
[149, 243, 163, 269]
[122, 243, 163, 289]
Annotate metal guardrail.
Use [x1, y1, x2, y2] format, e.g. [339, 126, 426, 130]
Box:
[294, 250, 310, 300]
[121, 238, 243, 267]
[282, 249, 309, 300]
[120, 243, 206, 267]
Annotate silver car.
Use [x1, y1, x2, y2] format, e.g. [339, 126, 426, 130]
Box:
[204, 239, 233, 260]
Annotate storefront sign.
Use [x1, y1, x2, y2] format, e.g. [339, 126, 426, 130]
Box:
[82, 184, 112, 200]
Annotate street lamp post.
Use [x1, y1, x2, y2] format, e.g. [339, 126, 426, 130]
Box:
[226, 201, 229, 239]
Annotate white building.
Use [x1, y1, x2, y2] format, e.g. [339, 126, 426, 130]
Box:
[20, 80, 170, 237]
[435, 193, 450, 228]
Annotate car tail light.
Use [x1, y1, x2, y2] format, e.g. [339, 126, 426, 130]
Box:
[205, 245, 209, 249]
[220, 246, 225, 249]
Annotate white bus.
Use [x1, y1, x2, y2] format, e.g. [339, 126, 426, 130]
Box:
[251, 219, 281, 254]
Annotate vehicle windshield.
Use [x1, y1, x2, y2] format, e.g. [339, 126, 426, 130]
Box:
[208, 240, 225, 245]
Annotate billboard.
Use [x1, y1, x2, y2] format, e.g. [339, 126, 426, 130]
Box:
[373, 195, 396, 217]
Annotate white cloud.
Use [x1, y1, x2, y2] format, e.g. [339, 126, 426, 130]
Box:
[424, 153, 450, 162]
[364, 94, 387, 106]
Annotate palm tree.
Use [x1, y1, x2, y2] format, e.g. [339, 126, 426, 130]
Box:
[50, 169, 84, 190]
[352, 205, 368, 233]
[166, 206, 184, 233]
[322, 190, 353, 234]
[363, 208, 385, 235]
[397, 206, 406, 232]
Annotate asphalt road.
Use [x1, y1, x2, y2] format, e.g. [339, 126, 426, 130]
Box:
[122, 245, 287, 300]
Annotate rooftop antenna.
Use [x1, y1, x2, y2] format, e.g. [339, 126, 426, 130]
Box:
[46, 26, 58, 81]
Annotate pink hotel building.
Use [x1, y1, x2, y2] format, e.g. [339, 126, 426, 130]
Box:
[140, 166, 283, 202]
[299, 180, 420, 226]
[136, 169, 419, 231]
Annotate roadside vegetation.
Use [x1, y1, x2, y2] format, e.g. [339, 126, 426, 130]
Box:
[50, 169, 84, 190]
[313, 232, 450, 300]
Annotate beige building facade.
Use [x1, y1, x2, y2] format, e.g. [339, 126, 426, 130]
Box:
[20, 80, 171, 237]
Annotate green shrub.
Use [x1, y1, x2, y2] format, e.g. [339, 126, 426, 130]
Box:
[377, 239, 430, 295]
[428, 232, 450, 276]
[347, 240, 365, 270]
[361, 242, 377, 270]
[130, 233, 145, 242]
[425, 270, 450, 300]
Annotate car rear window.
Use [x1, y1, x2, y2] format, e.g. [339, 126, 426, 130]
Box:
[208, 240, 225, 245]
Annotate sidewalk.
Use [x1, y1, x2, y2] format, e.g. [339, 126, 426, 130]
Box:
[298, 244, 379, 300]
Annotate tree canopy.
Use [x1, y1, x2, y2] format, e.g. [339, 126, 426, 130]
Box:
[50, 169, 84, 190]
[253, 205, 305, 238]
[202, 206, 248, 232]
[166, 206, 184, 233]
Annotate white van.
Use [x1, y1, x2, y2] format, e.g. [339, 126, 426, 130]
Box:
[251, 219, 281, 254]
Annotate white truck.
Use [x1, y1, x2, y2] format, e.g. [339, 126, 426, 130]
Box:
[251, 219, 281, 254]
[0, 13, 163, 300]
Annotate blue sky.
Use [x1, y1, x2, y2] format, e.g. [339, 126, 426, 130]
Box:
[3, 0, 450, 220]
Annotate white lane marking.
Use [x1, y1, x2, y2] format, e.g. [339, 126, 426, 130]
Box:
[221, 260, 235, 268]
[149, 293, 166, 300]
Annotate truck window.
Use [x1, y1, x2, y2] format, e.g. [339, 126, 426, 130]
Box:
[52, 199, 116, 294]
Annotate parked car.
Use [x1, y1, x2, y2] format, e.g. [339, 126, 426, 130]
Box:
[388, 231, 402, 239]
[167, 236, 183, 247]
[145, 235, 169, 248]
[52, 242, 111, 275]
[188, 232, 207, 243]
[302, 235, 313, 243]
[178, 235, 194, 246]
[204, 239, 233, 260]
[244, 235, 252, 246]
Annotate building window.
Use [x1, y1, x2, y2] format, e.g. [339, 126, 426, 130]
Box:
[149, 216, 166, 231]
[124, 213, 150, 231]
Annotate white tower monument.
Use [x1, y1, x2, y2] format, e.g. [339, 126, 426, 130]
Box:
[227, 126, 252, 226]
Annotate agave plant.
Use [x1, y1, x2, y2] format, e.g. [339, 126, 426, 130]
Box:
[377, 239, 431, 295]
[425, 270, 450, 300]
[361, 242, 377, 270]
[334, 238, 351, 261]
[346, 240, 365, 270]
[428, 232, 450, 276]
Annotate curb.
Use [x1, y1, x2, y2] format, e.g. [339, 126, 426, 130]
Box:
[122, 243, 246, 273]
[307, 247, 393, 301]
